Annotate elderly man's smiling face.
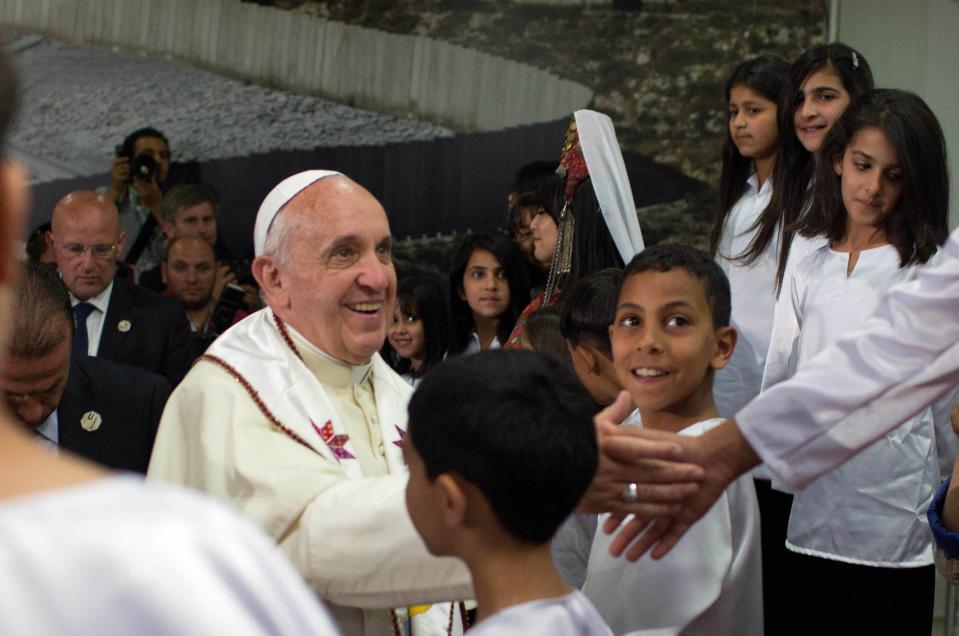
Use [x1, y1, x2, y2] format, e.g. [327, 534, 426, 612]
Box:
[265, 178, 397, 364]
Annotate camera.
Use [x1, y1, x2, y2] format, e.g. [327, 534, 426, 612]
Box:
[130, 153, 159, 182]
[223, 259, 255, 286]
[209, 283, 246, 336]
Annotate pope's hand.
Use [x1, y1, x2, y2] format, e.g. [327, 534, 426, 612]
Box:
[599, 417, 759, 561]
[578, 392, 704, 518]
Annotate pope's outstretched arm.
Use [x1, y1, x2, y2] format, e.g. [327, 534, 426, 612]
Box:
[601, 225, 959, 560]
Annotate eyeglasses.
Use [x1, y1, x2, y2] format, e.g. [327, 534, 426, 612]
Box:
[60, 243, 118, 260]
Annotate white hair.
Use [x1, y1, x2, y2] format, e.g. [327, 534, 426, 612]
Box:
[260, 206, 302, 266]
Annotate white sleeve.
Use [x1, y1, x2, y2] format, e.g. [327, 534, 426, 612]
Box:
[0, 481, 342, 636]
[737, 227, 959, 490]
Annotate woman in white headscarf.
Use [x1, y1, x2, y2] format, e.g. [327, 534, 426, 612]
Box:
[506, 110, 644, 348]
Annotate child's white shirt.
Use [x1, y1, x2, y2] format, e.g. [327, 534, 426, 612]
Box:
[467, 590, 611, 636]
[763, 243, 959, 566]
[583, 418, 763, 636]
[463, 331, 501, 355]
[714, 175, 776, 419]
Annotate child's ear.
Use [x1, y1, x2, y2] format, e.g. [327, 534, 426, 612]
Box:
[570, 342, 599, 375]
[457, 286, 466, 301]
[833, 151, 843, 177]
[710, 326, 737, 370]
[436, 474, 467, 529]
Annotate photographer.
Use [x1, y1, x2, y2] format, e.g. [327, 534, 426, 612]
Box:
[161, 236, 247, 355]
[103, 127, 171, 279]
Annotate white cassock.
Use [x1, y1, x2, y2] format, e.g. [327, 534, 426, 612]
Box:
[583, 419, 763, 636]
[0, 475, 340, 635]
[739, 225, 959, 491]
[761, 243, 958, 565]
[148, 308, 472, 635]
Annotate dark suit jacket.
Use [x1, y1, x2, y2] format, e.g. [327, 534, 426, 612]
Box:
[58, 356, 171, 473]
[98, 277, 193, 386]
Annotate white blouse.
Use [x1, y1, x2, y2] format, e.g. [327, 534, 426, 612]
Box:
[714, 175, 777, 419]
[738, 226, 959, 491]
[763, 244, 957, 566]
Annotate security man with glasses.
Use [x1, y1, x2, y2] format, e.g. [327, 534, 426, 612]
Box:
[46, 191, 193, 386]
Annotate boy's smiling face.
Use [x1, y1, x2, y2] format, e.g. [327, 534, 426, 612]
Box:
[609, 268, 735, 424]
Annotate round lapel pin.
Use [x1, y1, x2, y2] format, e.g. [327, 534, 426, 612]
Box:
[117, 320, 131, 333]
[80, 410, 102, 432]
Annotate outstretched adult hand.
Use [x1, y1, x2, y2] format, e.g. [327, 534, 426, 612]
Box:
[600, 417, 760, 561]
[578, 391, 705, 518]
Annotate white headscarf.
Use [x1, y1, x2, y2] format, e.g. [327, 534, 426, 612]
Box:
[574, 110, 645, 262]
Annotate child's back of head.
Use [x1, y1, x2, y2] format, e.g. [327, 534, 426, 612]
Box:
[405, 349, 597, 549]
[520, 306, 571, 366]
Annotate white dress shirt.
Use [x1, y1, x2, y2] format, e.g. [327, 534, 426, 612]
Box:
[70, 281, 113, 356]
[762, 243, 957, 566]
[739, 226, 959, 491]
[467, 591, 611, 636]
[714, 175, 776, 419]
[463, 331, 501, 355]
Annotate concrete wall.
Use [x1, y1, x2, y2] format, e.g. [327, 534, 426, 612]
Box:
[0, 0, 592, 132]
[832, 0, 959, 229]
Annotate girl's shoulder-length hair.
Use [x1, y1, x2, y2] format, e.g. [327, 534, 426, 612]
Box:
[798, 88, 949, 266]
[447, 231, 531, 355]
[391, 273, 450, 377]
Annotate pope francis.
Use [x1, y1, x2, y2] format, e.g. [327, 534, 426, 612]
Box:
[148, 171, 471, 635]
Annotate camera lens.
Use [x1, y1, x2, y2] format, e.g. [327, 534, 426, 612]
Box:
[131, 154, 158, 181]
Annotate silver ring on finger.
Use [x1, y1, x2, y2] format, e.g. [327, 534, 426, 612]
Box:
[621, 481, 639, 504]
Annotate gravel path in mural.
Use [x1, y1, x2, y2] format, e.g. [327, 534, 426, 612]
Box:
[4, 32, 452, 184]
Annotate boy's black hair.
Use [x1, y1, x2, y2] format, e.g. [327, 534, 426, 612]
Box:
[408, 350, 597, 544]
[798, 89, 948, 266]
[621, 244, 731, 328]
[559, 268, 621, 358]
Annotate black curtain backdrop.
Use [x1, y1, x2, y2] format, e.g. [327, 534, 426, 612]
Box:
[29, 116, 696, 259]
